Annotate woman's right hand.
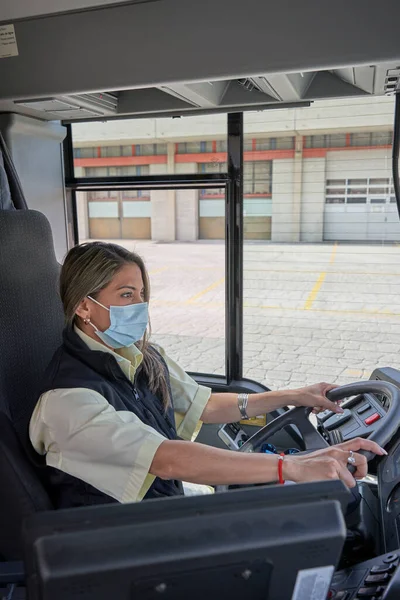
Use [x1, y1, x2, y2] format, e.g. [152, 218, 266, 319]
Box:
[282, 437, 387, 488]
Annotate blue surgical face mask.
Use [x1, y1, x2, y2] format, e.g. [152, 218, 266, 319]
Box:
[87, 296, 148, 349]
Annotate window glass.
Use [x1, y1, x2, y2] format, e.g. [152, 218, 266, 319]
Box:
[100, 146, 123, 158]
[216, 140, 227, 152]
[75, 184, 226, 374]
[72, 114, 228, 371]
[276, 136, 295, 150]
[243, 97, 400, 393]
[72, 114, 227, 178]
[327, 133, 347, 147]
[73, 147, 97, 158]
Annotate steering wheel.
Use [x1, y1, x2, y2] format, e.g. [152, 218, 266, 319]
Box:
[239, 381, 400, 467]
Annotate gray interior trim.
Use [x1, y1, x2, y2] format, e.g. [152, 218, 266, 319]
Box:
[0, 0, 400, 105]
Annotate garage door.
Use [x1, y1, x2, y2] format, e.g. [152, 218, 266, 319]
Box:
[88, 192, 151, 240]
[324, 178, 400, 241]
[198, 195, 272, 240]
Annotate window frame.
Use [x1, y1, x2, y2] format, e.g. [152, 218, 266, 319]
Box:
[64, 115, 246, 385]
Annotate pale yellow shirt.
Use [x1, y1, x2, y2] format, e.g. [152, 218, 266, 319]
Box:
[29, 327, 212, 502]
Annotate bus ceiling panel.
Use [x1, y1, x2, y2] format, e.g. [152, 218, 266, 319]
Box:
[0, 67, 398, 123]
[0, 0, 158, 24]
[0, 0, 399, 104]
[0, 67, 397, 123]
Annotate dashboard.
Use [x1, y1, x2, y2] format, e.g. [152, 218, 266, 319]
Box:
[317, 391, 389, 444]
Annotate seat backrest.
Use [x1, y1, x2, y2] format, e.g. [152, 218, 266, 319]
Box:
[0, 209, 64, 558]
[0, 210, 65, 438]
[0, 412, 53, 560]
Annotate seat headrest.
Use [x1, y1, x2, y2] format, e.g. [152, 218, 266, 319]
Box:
[0, 210, 65, 438]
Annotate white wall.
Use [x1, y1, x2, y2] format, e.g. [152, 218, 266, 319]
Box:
[301, 158, 326, 242]
[175, 162, 198, 242]
[271, 159, 296, 242]
[149, 163, 175, 242]
[326, 148, 392, 179]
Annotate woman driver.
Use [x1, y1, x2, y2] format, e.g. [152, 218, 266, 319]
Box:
[29, 242, 386, 508]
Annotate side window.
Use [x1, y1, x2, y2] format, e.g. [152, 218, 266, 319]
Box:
[243, 98, 399, 391]
[72, 115, 227, 374]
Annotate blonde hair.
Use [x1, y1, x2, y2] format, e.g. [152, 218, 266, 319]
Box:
[60, 242, 170, 407]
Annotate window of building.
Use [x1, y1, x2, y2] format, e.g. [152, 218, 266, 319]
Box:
[85, 166, 150, 176]
[136, 143, 167, 156]
[304, 134, 347, 148]
[100, 146, 132, 158]
[244, 161, 272, 195]
[177, 141, 213, 154]
[371, 131, 393, 146]
[216, 140, 227, 152]
[275, 136, 295, 150]
[350, 131, 392, 147]
[325, 178, 393, 204]
[73, 147, 97, 158]
[254, 138, 273, 151]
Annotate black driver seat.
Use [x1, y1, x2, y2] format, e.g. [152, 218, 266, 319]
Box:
[0, 209, 65, 559]
[0, 412, 52, 560]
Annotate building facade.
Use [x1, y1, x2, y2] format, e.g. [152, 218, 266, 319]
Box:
[73, 96, 399, 243]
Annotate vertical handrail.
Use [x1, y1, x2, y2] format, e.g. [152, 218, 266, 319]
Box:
[63, 124, 79, 247]
[226, 113, 244, 383]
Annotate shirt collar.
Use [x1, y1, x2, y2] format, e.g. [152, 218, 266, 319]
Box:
[74, 325, 143, 380]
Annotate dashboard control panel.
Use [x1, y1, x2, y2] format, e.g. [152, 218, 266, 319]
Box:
[317, 393, 386, 443]
[330, 550, 400, 599]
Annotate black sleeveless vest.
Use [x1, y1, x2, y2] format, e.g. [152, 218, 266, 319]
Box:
[39, 326, 183, 509]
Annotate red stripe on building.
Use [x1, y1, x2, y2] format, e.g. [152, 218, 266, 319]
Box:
[74, 156, 167, 167]
[303, 144, 392, 158]
[74, 145, 392, 168]
[175, 150, 295, 163]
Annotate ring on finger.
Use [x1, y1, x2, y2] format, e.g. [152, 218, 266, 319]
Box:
[347, 450, 356, 465]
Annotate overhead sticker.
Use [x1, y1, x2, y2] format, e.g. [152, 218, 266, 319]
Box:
[0, 24, 19, 59]
[291, 565, 334, 600]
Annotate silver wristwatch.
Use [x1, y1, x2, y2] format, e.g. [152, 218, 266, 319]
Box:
[237, 393, 250, 420]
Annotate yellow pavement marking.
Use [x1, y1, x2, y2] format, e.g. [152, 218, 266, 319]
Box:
[185, 277, 225, 304]
[329, 242, 338, 264]
[303, 273, 327, 310]
[303, 244, 337, 310]
[343, 368, 364, 377]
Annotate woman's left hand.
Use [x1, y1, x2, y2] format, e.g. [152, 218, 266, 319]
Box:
[286, 382, 343, 414]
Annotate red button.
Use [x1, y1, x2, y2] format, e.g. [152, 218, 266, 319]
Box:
[365, 412, 381, 426]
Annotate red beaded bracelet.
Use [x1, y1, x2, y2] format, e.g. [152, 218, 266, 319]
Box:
[278, 453, 285, 484]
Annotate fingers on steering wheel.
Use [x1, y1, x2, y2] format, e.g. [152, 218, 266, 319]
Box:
[320, 398, 343, 414]
[331, 448, 368, 481]
[337, 461, 357, 488]
[338, 437, 387, 456]
[347, 452, 368, 480]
